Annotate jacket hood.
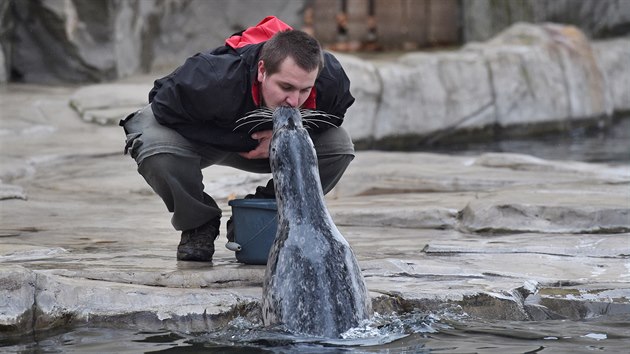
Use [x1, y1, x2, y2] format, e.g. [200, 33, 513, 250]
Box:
[225, 16, 292, 49]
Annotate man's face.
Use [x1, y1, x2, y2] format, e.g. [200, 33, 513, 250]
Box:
[257, 56, 318, 110]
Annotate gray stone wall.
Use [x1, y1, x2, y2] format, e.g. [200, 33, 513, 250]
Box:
[1, 0, 307, 84]
[0, 0, 12, 83]
[2, 0, 628, 85]
[462, 0, 630, 42]
[339, 23, 629, 146]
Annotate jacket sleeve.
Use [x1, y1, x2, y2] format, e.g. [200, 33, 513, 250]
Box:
[150, 52, 250, 127]
[151, 54, 217, 126]
[148, 52, 258, 152]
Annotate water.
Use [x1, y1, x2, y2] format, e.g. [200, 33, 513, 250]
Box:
[2, 312, 629, 353]
[422, 116, 630, 165]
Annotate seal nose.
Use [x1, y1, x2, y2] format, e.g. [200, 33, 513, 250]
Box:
[274, 106, 300, 128]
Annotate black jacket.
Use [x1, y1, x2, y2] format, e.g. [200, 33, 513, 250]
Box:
[148, 43, 355, 152]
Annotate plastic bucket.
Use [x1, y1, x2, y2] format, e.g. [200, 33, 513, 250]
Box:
[226, 198, 278, 265]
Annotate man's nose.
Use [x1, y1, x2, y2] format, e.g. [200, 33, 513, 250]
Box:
[285, 91, 299, 107]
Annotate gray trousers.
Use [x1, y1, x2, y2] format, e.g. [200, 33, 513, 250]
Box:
[121, 104, 355, 231]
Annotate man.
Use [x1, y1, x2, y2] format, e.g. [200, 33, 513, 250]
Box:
[120, 16, 355, 262]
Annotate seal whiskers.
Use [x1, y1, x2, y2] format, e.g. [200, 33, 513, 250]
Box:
[262, 107, 372, 338]
[234, 108, 343, 134]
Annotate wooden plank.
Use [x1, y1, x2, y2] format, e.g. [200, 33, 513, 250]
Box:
[427, 0, 460, 45]
[311, 0, 460, 50]
[312, 0, 339, 44]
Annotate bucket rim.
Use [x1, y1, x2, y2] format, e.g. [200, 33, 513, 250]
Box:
[229, 198, 277, 210]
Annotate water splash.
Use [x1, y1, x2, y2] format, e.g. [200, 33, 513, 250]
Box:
[340, 312, 439, 340]
[188, 310, 442, 351]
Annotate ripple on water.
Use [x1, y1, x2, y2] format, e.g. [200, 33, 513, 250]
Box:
[2, 312, 629, 353]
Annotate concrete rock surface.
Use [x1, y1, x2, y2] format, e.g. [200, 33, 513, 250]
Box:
[1, 79, 629, 336]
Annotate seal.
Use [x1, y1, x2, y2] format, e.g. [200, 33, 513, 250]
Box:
[261, 106, 372, 338]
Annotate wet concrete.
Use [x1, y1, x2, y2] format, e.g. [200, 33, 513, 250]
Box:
[1, 79, 629, 335]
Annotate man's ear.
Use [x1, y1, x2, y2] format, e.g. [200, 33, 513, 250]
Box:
[257, 60, 265, 82]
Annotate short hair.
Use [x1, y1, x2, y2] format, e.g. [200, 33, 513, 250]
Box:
[259, 30, 324, 76]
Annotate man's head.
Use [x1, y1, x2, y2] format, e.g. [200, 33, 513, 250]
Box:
[257, 30, 324, 109]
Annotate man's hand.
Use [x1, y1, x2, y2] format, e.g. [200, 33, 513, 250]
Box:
[239, 130, 273, 159]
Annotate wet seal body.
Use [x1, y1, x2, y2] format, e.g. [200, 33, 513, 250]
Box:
[262, 107, 372, 337]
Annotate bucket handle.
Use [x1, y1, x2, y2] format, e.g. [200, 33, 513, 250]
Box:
[225, 241, 242, 252]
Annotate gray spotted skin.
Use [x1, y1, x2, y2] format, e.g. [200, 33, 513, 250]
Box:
[262, 107, 372, 338]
